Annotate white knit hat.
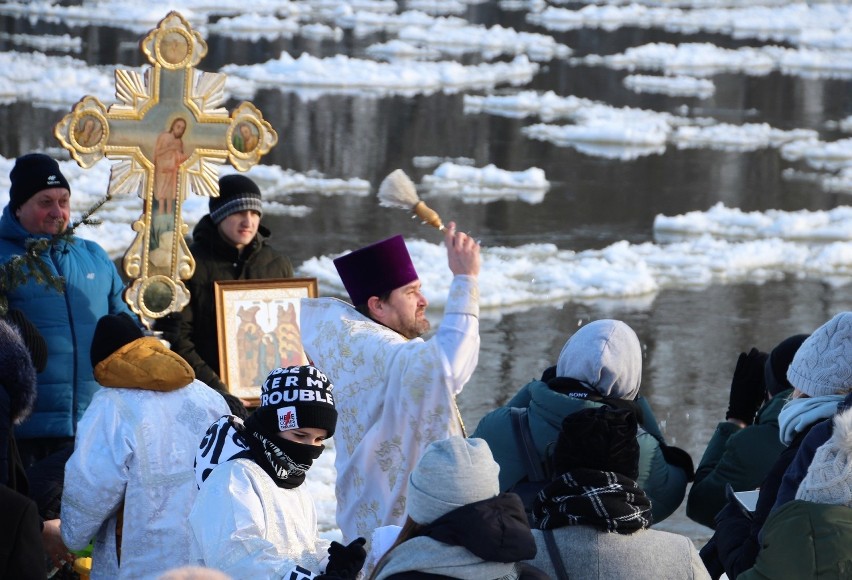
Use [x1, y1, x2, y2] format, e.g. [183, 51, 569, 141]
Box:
[786, 312, 852, 398]
[796, 406, 852, 506]
[406, 437, 500, 524]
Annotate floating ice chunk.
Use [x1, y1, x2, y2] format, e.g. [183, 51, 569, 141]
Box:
[298, 232, 852, 309]
[206, 13, 301, 40]
[365, 40, 442, 61]
[653, 203, 852, 243]
[421, 163, 550, 204]
[577, 42, 775, 77]
[0, 51, 118, 110]
[223, 53, 539, 99]
[0, 32, 81, 53]
[334, 8, 444, 36]
[398, 21, 571, 61]
[673, 123, 818, 152]
[772, 46, 852, 79]
[781, 137, 852, 170]
[623, 74, 715, 98]
[527, 3, 852, 47]
[464, 90, 593, 121]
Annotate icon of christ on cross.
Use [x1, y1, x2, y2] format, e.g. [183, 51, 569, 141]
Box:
[54, 11, 278, 327]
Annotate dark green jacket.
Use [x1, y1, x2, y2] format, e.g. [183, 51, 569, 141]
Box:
[686, 388, 792, 529]
[739, 500, 852, 579]
[168, 216, 293, 392]
[472, 379, 688, 523]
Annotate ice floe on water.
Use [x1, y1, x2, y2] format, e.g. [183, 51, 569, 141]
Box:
[781, 138, 852, 171]
[523, 121, 669, 159]
[464, 90, 595, 121]
[654, 202, 852, 242]
[413, 156, 477, 168]
[300, 232, 852, 311]
[527, 3, 852, 47]
[420, 163, 550, 204]
[365, 39, 443, 61]
[396, 20, 571, 61]
[467, 90, 823, 159]
[0, 32, 81, 53]
[206, 13, 344, 42]
[622, 74, 715, 98]
[0, 51, 116, 110]
[334, 9, 442, 37]
[405, 0, 469, 16]
[576, 42, 776, 77]
[672, 123, 818, 152]
[576, 41, 852, 80]
[223, 53, 538, 100]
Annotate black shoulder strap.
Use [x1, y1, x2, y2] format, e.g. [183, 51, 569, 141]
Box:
[510, 407, 546, 482]
[543, 529, 569, 580]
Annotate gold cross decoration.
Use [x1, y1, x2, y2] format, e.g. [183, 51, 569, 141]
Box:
[54, 11, 278, 327]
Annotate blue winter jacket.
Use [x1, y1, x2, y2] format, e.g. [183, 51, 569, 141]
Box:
[472, 379, 688, 523]
[0, 205, 134, 439]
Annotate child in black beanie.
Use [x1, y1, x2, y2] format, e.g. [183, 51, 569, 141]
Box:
[190, 365, 367, 580]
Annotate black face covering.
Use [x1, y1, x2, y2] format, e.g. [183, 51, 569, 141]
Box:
[242, 414, 324, 489]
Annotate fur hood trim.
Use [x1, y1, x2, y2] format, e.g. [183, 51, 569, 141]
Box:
[94, 336, 194, 391]
[0, 319, 37, 425]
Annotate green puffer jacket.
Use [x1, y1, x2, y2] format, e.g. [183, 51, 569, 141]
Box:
[738, 500, 852, 579]
[166, 216, 293, 393]
[686, 388, 793, 529]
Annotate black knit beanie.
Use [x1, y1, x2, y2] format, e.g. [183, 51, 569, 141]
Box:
[553, 406, 640, 479]
[4, 309, 47, 373]
[209, 174, 263, 225]
[90, 313, 143, 368]
[9, 154, 71, 213]
[252, 365, 337, 438]
[765, 334, 810, 397]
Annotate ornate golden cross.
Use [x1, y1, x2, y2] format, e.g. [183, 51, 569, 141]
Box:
[54, 11, 277, 327]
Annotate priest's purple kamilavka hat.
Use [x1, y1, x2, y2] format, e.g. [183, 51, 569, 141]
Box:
[334, 235, 419, 307]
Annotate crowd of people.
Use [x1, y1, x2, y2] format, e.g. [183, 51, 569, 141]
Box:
[2, 151, 852, 579]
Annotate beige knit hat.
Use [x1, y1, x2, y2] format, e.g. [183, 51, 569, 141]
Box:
[797, 406, 852, 506]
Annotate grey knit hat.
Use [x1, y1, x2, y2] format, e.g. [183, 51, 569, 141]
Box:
[787, 312, 852, 398]
[796, 406, 852, 506]
[407, 437, 500, 524]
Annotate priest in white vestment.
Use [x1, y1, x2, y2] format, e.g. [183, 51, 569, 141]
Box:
[300, 223, 481, 543]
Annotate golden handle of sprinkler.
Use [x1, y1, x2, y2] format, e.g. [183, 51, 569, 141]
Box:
[412, 201, 444, 231]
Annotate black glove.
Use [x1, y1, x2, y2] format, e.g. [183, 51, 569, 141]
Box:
[725, 348, 769, 425]
[660, 444, 695, 482]
[699, 537, 725, 580]
[321, 537, 367, 580]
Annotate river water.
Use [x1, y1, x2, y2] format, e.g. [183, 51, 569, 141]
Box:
[3, 4, 852, 541]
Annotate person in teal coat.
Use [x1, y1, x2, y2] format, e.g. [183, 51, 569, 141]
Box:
[686, 334, 808, 529]
[472, 319, 694, 523]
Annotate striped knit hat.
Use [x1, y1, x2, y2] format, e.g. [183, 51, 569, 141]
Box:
[209, 174, 263, 224]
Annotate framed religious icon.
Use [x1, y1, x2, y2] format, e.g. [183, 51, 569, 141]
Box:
[214, 278, 318, 403]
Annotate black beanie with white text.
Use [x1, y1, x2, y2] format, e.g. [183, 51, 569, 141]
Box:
[251, 365, 337, 438]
